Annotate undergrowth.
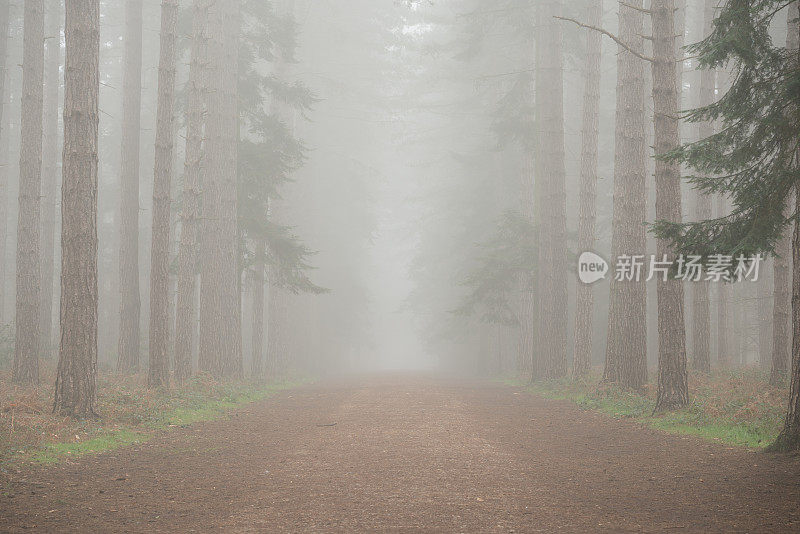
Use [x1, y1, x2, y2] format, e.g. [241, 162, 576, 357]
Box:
[523, 369, 786, 449]
[0, 365, 307, 466]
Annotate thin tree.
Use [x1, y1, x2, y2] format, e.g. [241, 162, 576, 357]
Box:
[596, 0, 649, 390]
[41, 0, 61, 361]
[117, 0, 143, 373]
[573, 0, 602, 377]
[13, 0, 45, 385]
[691, 0, 716, 374]
[222, 0, 242, 377]
[54, 0, 100, 418]
[771, 2, 797, 386]
[716, 196, 730, 367]
[174, 0, 209, 381]
[198, 0, 241, 378]
[0, 0, 11, 324]
[650, 0, 688, 411]
[148, 0, 179, 388]
[250, 241, 265, 379]
[533, 0, 567, 380]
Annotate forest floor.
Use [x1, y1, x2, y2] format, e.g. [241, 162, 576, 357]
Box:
[0, 366, 303, 465]
[2, 374, 800, 532]
[525, 369, 787, 449]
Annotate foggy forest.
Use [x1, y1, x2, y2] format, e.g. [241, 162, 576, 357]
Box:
[1, 0, 800, 531]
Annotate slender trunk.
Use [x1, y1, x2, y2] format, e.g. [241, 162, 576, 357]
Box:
[771, 218, 800, 450]
[0, 0, 10, 324]
[518, 136, 535, 377]
[117, 0, 143, 373]
[53, 0, 100, 418]
[573, 0, 602, 377]
[716, 196, 731, 367]
[603, 0, 648, 389]
[758, 266, 773, 370]
[41, 0, 61, 361]
[13, 0, 45, 384]
[772, 3, 797, 385]
[225, 2, 242, 378]
[652, 0, 688, 412]
[250, 242, 265, 379]
[198, 0, 240, 378]
[769, 0, 800, 451]
[267, 265, 287, 377]
[174, 0, 209, 381]
[691, 0, 715, 374]
[148, 0, 179, 388]
[533, 0, 567, 380]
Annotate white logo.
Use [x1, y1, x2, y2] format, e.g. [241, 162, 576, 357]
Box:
[578, 251, 609, 284]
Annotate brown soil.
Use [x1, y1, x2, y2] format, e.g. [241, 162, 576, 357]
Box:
[2, 374, 799, 532]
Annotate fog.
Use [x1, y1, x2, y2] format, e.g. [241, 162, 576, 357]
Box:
[2, 0, 800, 531]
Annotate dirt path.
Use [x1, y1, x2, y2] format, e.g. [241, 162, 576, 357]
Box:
[2, 375, 800, 532]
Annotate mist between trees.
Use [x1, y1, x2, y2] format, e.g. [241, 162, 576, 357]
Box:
[0, 0, 799, 453]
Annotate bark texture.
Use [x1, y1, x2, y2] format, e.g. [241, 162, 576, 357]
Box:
[573, 0, 602, 377]
[174, 0, 209, 381]
[652, 0, 688, 412]
[771, 0, 800, 450]
[148, 0, 179, 388]
[54, 0, 100, 418]
[198, 0, 241, 378]
[13, 0, 45, 385]
[772, 3, 797, 386]
[533, 0, 567, 380]
[691, 0, 715, 374]
[603, 0, 648, 389]
[117, 0, 143, 373]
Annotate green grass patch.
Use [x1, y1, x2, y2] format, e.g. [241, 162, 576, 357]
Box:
[32, 429, 147, 465]
[3, 376, 310, 467]
[521, 372, 786, 449]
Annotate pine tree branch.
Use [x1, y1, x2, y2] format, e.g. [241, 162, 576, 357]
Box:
[554, 16, 655, 63]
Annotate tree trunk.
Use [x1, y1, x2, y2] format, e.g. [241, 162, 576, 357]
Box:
[769, 0, 800, 452]
[758, 266, 773, 370]
[517, 136, 535, 377]
[198, 0, 240, 378]
[691, 0, 715, 374]
[267, 265, 287, 377]
[116, 0, 143, 373]
[40, 0, 61, 361]
[573, 0, 602, 378]
[223, 2, 242, 378]
[250, 242, 265, 379]
[533, 0, 567, 380]
[603, 0, 648, 390]
[174, 0, 209, 382]
[652, 0, 688, 412]
[772, 3, 797, 385]
[716, 196, 731, 368]
[13, 0, 45, 385]
[148, 0, 179, 388]
[0, 0, 11, 324]
[53, 0, 100, 418]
